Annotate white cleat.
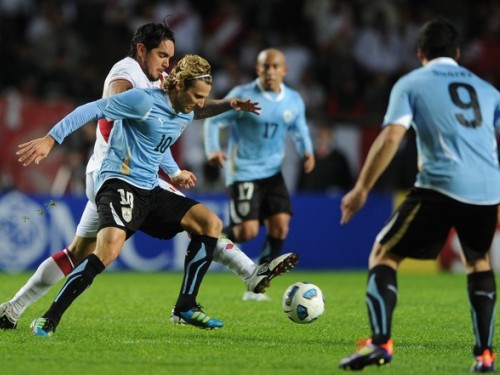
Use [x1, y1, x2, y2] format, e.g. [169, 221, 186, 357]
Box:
[245, 252, 299, 294]
[0, 302, 18, 330]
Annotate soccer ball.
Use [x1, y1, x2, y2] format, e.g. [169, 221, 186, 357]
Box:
[282, 282, 325, 324]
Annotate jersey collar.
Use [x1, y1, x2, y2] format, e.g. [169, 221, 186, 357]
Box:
[255, 79, 285, 102]
[426, 57, 458, 68]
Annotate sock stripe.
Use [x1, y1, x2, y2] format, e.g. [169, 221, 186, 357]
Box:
[54, 259, 88, 302]
[182, 245, 207, 295]
[51, 248, 74, 275]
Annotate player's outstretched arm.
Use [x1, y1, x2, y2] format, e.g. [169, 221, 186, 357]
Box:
[228, 99, 261, 114]
[17, 134, 56, 166]
[194, 98, 261, 119]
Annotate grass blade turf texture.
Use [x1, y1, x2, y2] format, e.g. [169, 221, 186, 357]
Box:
[0, 271, 491, 375]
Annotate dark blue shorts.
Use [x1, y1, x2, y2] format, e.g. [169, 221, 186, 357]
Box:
[377, 187, 498, 262]
[96, 179, 199, 240]
[228, 172, 293, 226]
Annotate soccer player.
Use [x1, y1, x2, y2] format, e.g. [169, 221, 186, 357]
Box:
[0, 23, 297, 331]
[19, 54, 226, 336]
[338, 17, 500, 372]
[204, 48, 315, 301]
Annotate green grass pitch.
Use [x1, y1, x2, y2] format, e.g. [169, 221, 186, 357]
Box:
[0, 270, 493, 374]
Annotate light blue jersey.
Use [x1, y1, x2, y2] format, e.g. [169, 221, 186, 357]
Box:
[383, 58, 500, 204]
[49, 88, 193, 192]
[204, 79, 313, 185]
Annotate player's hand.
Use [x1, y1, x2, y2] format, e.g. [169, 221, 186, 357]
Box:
[207, 151, 227, 168]
[340, 188, 368, 225]
[171, 170, 197, 189]
[17, 135, 56, 166]
[303, 152, 315, 173]
[229, 99, 261, 115]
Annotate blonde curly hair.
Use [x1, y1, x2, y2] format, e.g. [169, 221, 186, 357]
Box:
[163, 54, 212, 92]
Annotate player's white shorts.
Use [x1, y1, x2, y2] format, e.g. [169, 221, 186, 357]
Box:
[75, 171, 185, 238]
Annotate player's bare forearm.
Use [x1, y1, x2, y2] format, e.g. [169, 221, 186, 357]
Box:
[355, 125, 406, 192]
[194, 98, 261, 119]
[194, 99, 232, 119]
[340, 125, 406, 225]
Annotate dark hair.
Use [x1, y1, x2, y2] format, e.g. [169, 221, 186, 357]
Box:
[417, 17, 459, 60]
[128, 19, 176, 58]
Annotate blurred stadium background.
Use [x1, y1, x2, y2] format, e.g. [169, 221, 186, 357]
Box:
[1, 0, 499, 272]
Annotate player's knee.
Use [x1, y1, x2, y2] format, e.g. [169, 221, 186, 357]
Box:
[238, 226, 258, 242]
[202, 211, 223, 237]
[71, 237, 97, 263]
[464, 255, 492, 273]
[269, 225, 288, 239]
[369, 244, 401, 269]
[94, 228, 126, 266]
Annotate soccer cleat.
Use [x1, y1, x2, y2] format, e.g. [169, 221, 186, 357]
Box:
[0, 302, 18, 330]
[246, 252, 299, 294]
[339, 338, 393, 371]
[170, 305, 223, 329]
[471, 349, 495, 372]
[31, 317, 56, 337]
[242, 291, 272, 302]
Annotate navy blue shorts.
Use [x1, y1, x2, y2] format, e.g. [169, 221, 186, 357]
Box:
[228, 172, 292, 226]
[96, 179, 199, 240]
[377, 187, 498, 262]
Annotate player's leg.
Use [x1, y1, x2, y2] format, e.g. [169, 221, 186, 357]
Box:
[257, 172, 293, 264]
[159, 177, 299, 296]
[170, 202, 224, 329]
[338, 243, 400, 371]
[237, 211, 293, 302]
[221, 181, 273, 300]
[457, 203, 497, 372]
[31, 179, 137, 336]
[229, 220, 275, 300]
[213, 236, 298, 294]
[31, 227, 121, 336]
[466, 259, 497, 373]
[260, 212, 290, 264]
[240, 173, 295, 300]
[0, 200, 99, 330]
[339, 188, 451, 370]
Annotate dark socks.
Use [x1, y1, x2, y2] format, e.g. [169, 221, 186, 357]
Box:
[222, 226, 236, 242]
[468, 270, 496, 355]
[366, 265, 398, 345]
[259, 236, 284, 264]
[44, 254, 105, 325]
[175, 235, 217, 312]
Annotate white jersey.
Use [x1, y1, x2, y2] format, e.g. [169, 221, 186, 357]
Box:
[75, 58, 181, 239]
[86, 57, 163, 174]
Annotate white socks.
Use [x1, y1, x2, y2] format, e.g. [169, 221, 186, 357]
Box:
[213, 237, 256, 280]
[9, 256, 66, 318]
